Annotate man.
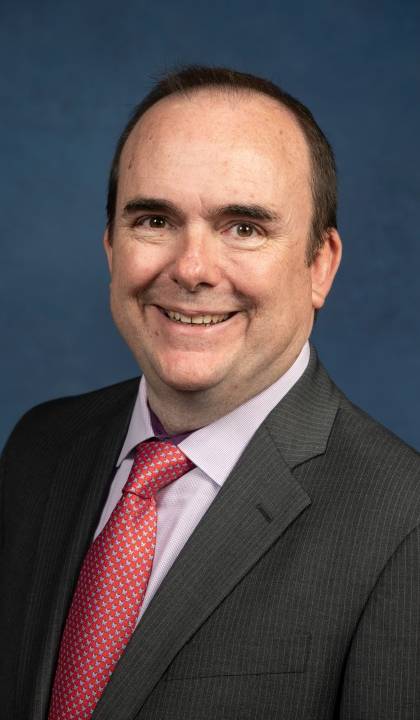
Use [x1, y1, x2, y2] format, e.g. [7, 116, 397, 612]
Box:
[1, 66, 420, 719]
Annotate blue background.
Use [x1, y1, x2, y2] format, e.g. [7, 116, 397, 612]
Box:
[1, 0, 419, 449]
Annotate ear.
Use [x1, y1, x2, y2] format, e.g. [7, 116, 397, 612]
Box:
[103, 227, 113, 274]
[311, 228, 342, 310]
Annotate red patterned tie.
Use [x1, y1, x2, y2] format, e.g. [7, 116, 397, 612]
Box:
[48, 439, 194, 720]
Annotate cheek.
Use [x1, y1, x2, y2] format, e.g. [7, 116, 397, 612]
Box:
[111, 250, 149, 294]
[112, 240, 176, 294]
[231, 258, 290, 304]
[250, 262, 313, 322]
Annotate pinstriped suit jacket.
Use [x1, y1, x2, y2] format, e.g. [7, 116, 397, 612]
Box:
[1, 347, 420, 719]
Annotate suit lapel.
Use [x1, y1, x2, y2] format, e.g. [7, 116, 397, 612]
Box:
[93, 350, 340, 720]
[16, 392, 136, 720]
[265, 346, 341, 470]
[93, 423, 310, 720]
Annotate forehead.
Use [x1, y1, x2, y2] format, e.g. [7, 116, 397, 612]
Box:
[118, 89, 312, 208]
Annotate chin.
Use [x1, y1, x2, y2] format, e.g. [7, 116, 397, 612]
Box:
[139, 349, 232, 395]
[156, 362, 225, 394]
[160, 374, 219, 394]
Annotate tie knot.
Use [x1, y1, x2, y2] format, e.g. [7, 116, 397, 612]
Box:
[123, 439, 194, 498]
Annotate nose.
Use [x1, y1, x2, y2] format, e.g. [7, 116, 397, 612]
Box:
[168, 227, 222, 292]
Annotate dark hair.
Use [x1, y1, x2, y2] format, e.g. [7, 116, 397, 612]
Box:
[106, 65, 337, 262]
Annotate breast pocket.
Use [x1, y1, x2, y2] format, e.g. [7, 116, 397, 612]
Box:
[164, 633, 311, 680]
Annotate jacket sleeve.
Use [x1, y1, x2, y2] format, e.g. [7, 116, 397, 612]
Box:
[339, 524, 420, 719]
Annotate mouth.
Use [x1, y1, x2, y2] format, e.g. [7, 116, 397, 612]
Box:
[157, 306, 236, 326]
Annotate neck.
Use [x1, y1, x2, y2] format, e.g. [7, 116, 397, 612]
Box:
[147, 385, 239, 436]
[145, 350, 305, 435]
[143, 336, 310, 435]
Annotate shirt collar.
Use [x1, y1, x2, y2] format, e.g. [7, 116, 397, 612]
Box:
[116, 341, 310, 485]
[116, 378, 154, 466]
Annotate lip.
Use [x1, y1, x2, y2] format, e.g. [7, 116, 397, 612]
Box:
[155, 304, 237, 317]
[151, 305, 240, 331]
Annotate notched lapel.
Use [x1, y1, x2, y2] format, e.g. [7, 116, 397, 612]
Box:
[92, 423, 311, 720]
[16, 397, 135, 720]
[265, 346, 340, 469]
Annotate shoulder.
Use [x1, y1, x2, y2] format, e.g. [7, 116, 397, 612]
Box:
[317, 381, 420, 538]
[335, 392, 420, 478]
[305, 345, 420, 476]
[273, 346, 420, 535]
[2, 377, 140, 460]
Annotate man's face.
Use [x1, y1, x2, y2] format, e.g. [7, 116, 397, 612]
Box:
[105, 90, 335, 409]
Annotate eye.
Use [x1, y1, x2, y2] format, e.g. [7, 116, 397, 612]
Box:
[222, 220, 266, 248]
[224, 222, 262, 240]
[134, 215, 169, 229]
[234, 222, 256, 237]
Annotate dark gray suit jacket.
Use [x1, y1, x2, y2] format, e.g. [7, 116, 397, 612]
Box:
[1, 348, 420, 719]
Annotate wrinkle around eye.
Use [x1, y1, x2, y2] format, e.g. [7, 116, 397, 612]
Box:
[128, 216, 177, 238]
[133, 215, 170, 229]
[222, 222, 265, 241]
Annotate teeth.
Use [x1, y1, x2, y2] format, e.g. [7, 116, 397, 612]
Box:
[165, 310, 230, 325]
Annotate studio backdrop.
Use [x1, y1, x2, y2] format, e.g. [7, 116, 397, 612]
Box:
[1, 0, 419, 449]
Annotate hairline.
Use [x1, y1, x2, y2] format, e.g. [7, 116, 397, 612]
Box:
[121, 86, 313, 205]
[108, 84, 330, 264]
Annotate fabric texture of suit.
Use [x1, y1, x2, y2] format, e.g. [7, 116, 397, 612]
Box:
[1, 346, 420, 719]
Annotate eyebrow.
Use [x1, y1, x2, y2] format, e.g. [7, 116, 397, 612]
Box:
[211, 204, 280, 223]
[123, 197, 181, 217]
[122, 197, 280, 224]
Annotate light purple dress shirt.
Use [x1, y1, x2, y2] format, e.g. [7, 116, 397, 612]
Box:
[94, 341, 310, 621]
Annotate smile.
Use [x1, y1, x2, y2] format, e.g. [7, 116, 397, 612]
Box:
[158, 307, 234, 326]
